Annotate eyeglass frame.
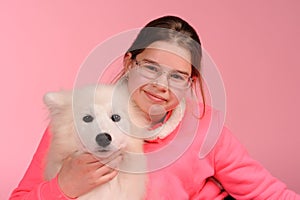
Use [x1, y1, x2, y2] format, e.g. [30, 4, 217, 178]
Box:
[132, 58, 193, 89]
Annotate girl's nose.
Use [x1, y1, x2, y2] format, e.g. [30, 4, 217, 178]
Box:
[151, 72, 169, 90]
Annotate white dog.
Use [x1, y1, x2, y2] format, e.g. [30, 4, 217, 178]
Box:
[43, 83, 147, 200]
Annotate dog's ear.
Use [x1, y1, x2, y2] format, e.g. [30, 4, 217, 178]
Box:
[43, 91, 71, 111]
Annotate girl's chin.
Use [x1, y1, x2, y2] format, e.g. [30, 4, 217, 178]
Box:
[148, 104, 167, 116]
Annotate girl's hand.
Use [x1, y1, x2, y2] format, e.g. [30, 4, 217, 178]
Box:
[57, 151, 122, 198]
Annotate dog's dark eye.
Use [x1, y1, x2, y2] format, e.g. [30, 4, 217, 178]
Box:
[111, 114, 121, 122]
[83, 115, 94, 123]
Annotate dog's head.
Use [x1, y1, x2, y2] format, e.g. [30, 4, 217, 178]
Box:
[44, 84, 136, 158]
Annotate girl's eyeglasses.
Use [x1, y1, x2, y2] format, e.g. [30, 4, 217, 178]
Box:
[133, 59, 192, 89]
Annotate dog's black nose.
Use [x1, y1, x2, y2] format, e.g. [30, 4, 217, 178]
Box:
[96, 133, 112, 147]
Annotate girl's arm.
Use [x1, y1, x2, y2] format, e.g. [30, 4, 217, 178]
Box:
[9, 127, 120, 200]
[9, 128, 73, 200]
[214, 127, 300, 199]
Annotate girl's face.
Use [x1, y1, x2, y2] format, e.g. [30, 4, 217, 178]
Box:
[126, 41, 192, 122]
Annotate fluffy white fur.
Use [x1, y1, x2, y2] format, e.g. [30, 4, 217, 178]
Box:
[43, 83, 147, 200]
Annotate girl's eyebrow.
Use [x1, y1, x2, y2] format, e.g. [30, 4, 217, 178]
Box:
[142, 58, 160, 65]
[141, 58, 190, 76]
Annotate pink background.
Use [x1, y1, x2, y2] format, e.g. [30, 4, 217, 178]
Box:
[1, 1, 299, 198]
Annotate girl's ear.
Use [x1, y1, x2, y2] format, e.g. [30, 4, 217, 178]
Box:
[123, 52, 133, 71]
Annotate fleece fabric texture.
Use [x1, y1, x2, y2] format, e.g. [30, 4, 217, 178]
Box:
[9, 104, 300, 200]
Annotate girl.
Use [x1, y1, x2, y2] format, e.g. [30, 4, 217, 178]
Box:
[10, 15, 300, 200]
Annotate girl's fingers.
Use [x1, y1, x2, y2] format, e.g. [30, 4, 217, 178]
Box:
[98, 149, 123, 165]
[67, 151, 123, 175]
[68, 151, 99, 163]
[95, 169, 119, 185]
[105, 154, 123, 169]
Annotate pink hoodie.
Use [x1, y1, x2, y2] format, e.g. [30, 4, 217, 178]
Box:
[9, 103, 300, 199]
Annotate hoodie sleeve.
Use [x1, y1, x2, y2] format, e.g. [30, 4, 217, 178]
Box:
[213, 127, 300, 200]
[9, 128, 74, 200]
